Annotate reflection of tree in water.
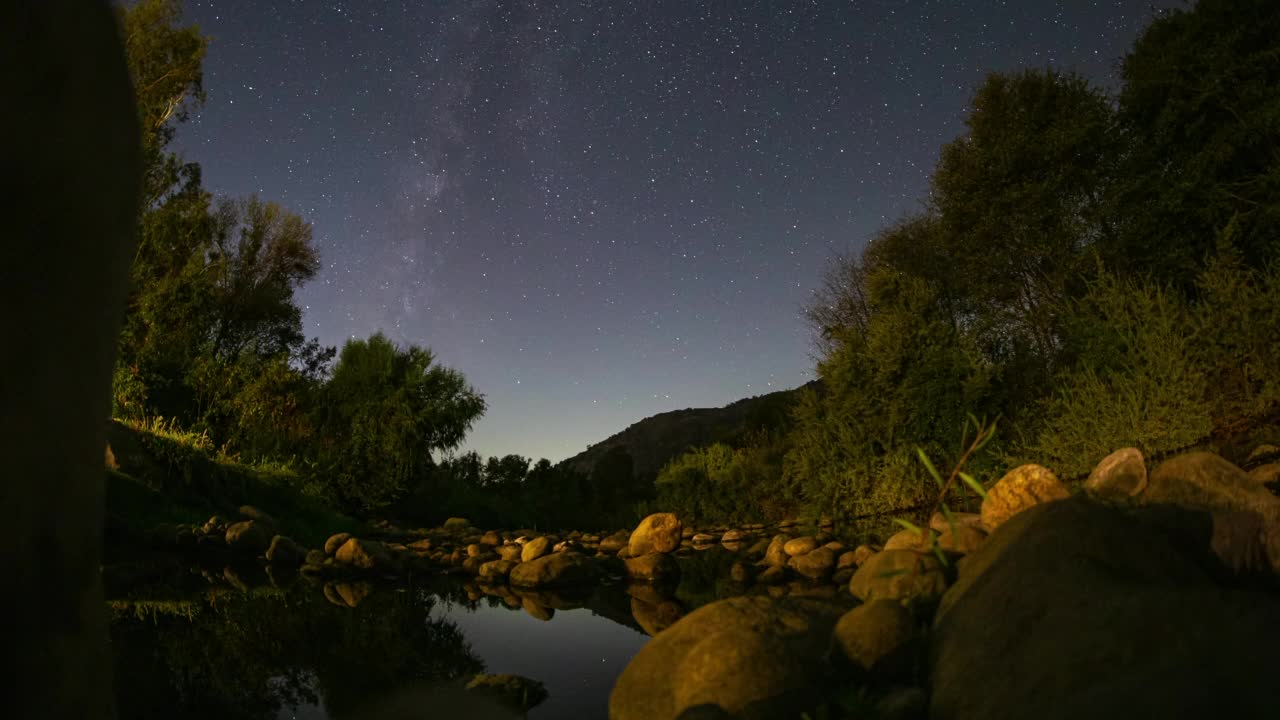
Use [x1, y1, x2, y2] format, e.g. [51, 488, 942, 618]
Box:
[109, 583, 484, 719]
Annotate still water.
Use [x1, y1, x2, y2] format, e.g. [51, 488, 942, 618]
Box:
[105, 554, 737, 720]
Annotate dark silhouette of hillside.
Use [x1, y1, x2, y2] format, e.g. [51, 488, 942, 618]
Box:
[560, 380, 821, 482]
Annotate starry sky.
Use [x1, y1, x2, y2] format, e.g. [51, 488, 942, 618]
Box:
[175, 0, 1181, 463]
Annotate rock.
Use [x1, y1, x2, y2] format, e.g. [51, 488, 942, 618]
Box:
[324, 532, 353, 555]
[691, 532, 717, 544]
[478, 558, 519, 583]
[599, 531, 630, 553]
[509, 552, 598, 588]
[629, 513, 684, 555]
[236, 505, 277, 532]
[1085, 447, 1148, 500]
[631, 595, 687, 636]
[1249, 463, 1280, 487]
[334, 538, 393, 571]
[497, 544, 523, 562]
[265, 535, 303, 568]
[883, 527, 930, 551]
[722, 529, 748, 543]
[443, 517, 470, 531]
[764, 535, 791, 567]
[610, 596, 846, 720]
[788, 547, 836, 581]
[200, 515, 227, 535]
[465, 673, 548, 712]
[756, 565, 787, 585]
[333, 581, 371, 608]
[480, 530, 502, 546]
[848, 550, 948, 604]
[822, 541, 845, 553]
[931, 495, 1280, 720]
[783, 536, 819, 556]
[730, 561, 755, 584]
[304, 549, 327, 566]
[624, 552, 681, 583]
[521, 536, 551, 562]
[832, 568, 854, 585]
[852, 544, 878, 566]
[745, 537, 772, 559]
[830, 599, 917, 683]
[980, 463, 1069, 532]
[836, 551, 859, 570]
[777, 518, 800, 529]
[928, 511, 981, 533]
[465, 543, 487, 558]
[224, 520, 269, 553]
[521, 597, 555, 621]
[461, 556, 488, 575]
[1246, 443, 1280, 466]
[935, 524, 986, 555]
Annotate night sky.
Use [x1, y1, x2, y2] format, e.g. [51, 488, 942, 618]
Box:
[176, 0, 1180, 463]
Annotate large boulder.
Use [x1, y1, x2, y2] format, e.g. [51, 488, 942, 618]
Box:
[783, 536, 819, 556]
[599, 531, 630, 553]
[931, 495, 1280, 720]
[477, 559, 519, 584]
[788, 547, 836, 581]
[610, 596, 846, 720]
[265, 535, 304, 568]
[624, 552, 682, 583]
[980, 463, 1070, 532]
[224, 520, 270, 553]
[1085, 447, 1148, 500]
[521, 536, 551, 562]
[509, 552, 598, 588]
[764, 534, 791, 567]
[629, 513, 684, 556]
[334, 538, 393, 571]
[324, 532, 353, 555]
[848, 550, 948, 604]
[830, 599, 917, 683]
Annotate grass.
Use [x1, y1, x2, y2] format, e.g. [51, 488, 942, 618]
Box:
[106, 417, 362, 548]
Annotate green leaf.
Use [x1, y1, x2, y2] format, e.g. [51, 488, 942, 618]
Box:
[959, 472, 988, 500]
[915, 447, 943, 487]
[892, 518, 923, 535]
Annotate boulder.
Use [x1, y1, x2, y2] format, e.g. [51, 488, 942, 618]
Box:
[980, 463, 1069, 532]
[852, 544, 878, 566]
[200, 515, 227, 535]
[599, 531, 631, 553]
[324, 532, 353, 555]
[691, 532, 717, 544]
[1085, 447, 1148, 500]
[783, 536, 819, 556]
[479, 530, 503, 546]
[304, 549, 327, 566]
[631, 595, 686, 636]
[764, 535, 791, 567]
[521, 596, 554, 621]
[521, 536, 551, 562]
[236, 505, 277, 531]
[788, 547, 836, 581]
[848, 550, 948, 604]
[722, 529, 748, 543]
[757, 565, 787, 585]
[830, 599, 917, 683]
[610, 596, 846, 720]
[883, 527, 928, 551]
[928, 511, 981, 533]
[836, 551, 859, 570]
[442, 517, 470, 531]
[1249, 463, 1280, 487]
[224, 520, 269, 553]
[624, 552, 681, 583]
[334, 538, 393, 571]
[497, 544, 523, 562]
[332, 581, 371, 608]
[931, 495, 1280, 720]
[509, 552, 598, 588]
[629, 513, 684, 555]
[265, 535, 304, 567]
[478, 558, 519, 583]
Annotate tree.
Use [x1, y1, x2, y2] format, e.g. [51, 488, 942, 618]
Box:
[313, 334, 486, 511]
[1111, 0, 1280, 286]
[207, 196, 321, 360]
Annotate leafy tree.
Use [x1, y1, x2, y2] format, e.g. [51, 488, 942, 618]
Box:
[1112, 0, 1280, 285]
[313, 334, 486, 511]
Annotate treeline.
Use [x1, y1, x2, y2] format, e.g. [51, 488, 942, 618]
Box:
[658, 0, 1280, 526]
[112, 0, 652, 528]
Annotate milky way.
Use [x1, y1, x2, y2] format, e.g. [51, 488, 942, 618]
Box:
[176, 0, 1180, 462]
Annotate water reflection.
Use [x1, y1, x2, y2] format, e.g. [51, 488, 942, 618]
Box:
[107, 563, 661, 720]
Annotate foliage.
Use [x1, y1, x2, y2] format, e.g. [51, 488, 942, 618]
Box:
[654, 435, 794, 525]
[311, 334, 486, 512]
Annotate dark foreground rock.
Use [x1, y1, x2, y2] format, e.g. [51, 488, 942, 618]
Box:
[610, 596, 845, 720]
[931, 495, 1280, 720]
